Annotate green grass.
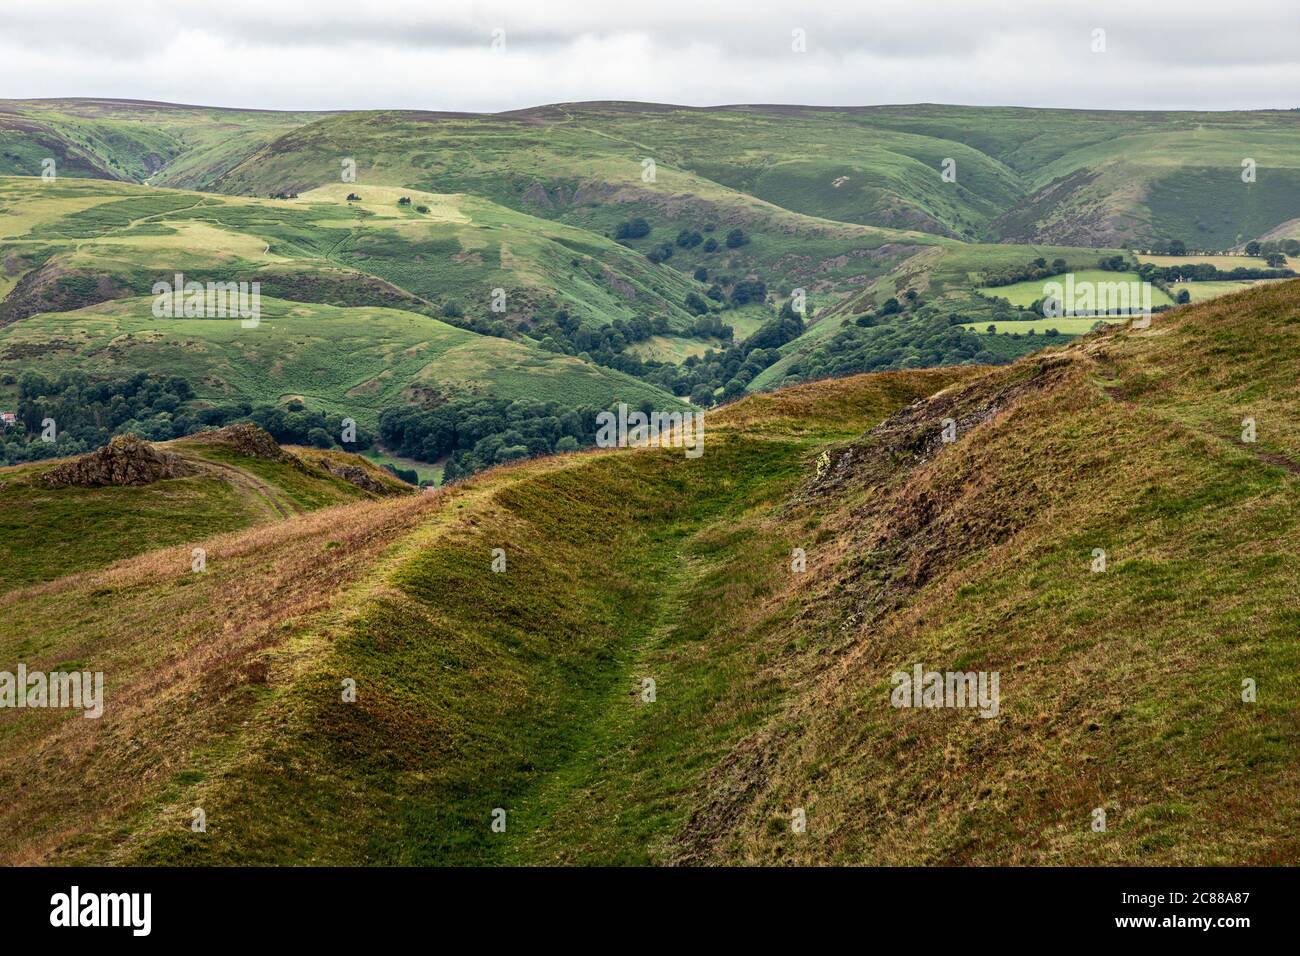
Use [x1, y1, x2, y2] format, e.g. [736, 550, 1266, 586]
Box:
[1173, 279, 1288, 302]
[0, 436, 394, 593]
[962, 317, 1121, 336]
[362, 448, 441, 485]
[0, 468, 249, 592]
[976, 270, 1175, 310]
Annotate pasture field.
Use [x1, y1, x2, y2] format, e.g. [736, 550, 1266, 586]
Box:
[1173, 278, 1288, 302]
[1136, 253, 1280, 270]
[961, 317, 1122, 336]
[977, 270, 1175, 309]
[362, 448, 443, 485]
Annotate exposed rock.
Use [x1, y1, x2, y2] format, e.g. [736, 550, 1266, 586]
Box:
[43, 434, 197, 488]
[521, 182, 554, 209]
[311, 457, 399, 495]
[195, 423, 294, 463]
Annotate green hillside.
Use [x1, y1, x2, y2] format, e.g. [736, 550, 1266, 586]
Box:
[3, 279, 1297, 865]
[0, 98, 322, 187]
[0, 295, 675, 427]
[11, 100, 1300, 250]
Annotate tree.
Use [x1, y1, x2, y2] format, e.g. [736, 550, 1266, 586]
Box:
[1245, 240, 1262, 256]
[1168, 240, 1187, 256]
[729, 279, 766, 305]
[1175, 289, 1191, 304]
[690, 384, 715, 407]
[725, 228, 749, 249]
[693, 266, 708, 282]
[614, 217, 651, 240]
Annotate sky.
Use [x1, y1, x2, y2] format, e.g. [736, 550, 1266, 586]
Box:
[2, 0, 1299, 113]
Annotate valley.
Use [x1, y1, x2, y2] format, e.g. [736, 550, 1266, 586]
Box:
[1, 95, 1298, 868]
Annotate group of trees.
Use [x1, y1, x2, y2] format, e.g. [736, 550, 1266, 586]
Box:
[378, 396, 615, 481]
[2, 371, 196, 464]
[981, 257, 1071, 287]
[1136, 262, 1294, 283]
[614, 217, 651, 240]
[670, 306, 807, 406]
[1153, 237, 1298, 262]
[1242, 239, 1297, 266]
[612, 216, 749, 261]
[528, 307, 663, 372]
[1, 370, 374, 466]
[785, 312, 997, 385]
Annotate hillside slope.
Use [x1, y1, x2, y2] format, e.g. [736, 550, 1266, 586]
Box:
[3, 278, 1298, 865]
[0, 425, 412, 593]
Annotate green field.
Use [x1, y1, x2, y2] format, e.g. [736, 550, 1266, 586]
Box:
[962, 317, 1122, 336]
[3, 92, 1300, 867]
[1137, 253, 1282, 270]
[10, 98, 1300, 252]
[977, 270, 1175, 310]
[1173, 278, 1289, 302]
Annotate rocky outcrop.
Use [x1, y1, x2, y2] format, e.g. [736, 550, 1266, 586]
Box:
[43, 434, 197, 487]
[310, 457, 397, 496]
[194, 423, 295, 463]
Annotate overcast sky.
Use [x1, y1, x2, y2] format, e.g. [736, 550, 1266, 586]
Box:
[3, 0, 1298, 113]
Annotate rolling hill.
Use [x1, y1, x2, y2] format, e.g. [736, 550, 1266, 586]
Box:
[2, 280, 1297, 865]
[2, 98, 1297, 486]
[0, 424, 413, 594]
[9, 99, 1300, 249]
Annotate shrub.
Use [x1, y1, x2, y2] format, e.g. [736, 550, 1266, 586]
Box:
[614, 217, 651, 240]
